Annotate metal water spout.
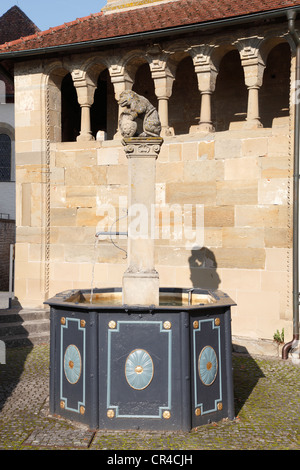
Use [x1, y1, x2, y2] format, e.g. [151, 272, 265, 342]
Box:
[188, 288, 194, 306]
[95, 231, 128, 237]
[95, 208, 129, 258]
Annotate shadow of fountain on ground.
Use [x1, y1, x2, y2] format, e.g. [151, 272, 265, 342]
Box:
[232, 353, 265, 417]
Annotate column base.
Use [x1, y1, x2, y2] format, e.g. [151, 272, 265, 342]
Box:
[243, 119, 263, 130]
[160, 126, 175, 137]
[189, 123, 215, 134]
[122, 271, 160, 306]
[76, 132, 95, 142]
[113, 130, 123, 140]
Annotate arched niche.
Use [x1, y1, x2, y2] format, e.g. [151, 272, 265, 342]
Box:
[132, 62, 156, 102]
[90, 68, 118, 141]
[212, 48, 247, 131]
[168, 54, 199, 135]
[259, 39, 291, 128]
[47, 65, 77, 143]
[125, 55, 156, 135]
[61, 72, 81, 142]
[0, 123, 14, 182]
[0, 133, 12, 182]
[122, 51, 149, 85]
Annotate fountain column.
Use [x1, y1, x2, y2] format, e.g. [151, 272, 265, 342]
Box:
[122, 137, 163, 306]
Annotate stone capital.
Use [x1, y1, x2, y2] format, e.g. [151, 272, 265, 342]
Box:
[108, 64, 134, 100]
[71, 70, 97, 106]
[153, 74, 175, 99]
[242, 61, 266, 89]
[195, 67, 218, 93]
[122, 137, 164, 159]
[149, 58, 175, 99]
[235, 37, 266, 88]
[235, 37, 264, 60]
[111, 78, 133, 101]
[190, 47, 218, 93]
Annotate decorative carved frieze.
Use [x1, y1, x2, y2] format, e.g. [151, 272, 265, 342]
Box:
[122, 136, 163, 159]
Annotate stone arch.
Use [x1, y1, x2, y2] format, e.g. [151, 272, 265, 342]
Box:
[0, 123, 14, 182]
[46, 63, 75, 142]
[259, 37, 291, 128]
[168, 50, 199, 135]
[212, 44, 247, 131]
[163, 38, 192, 60]
[80, 55, 109, 81]
[0, 122, 14, 141]
[61, 72, 81, 142]
[132, 63, 156, 102]
[210, 42, 236, 71]
[122, 51, 155, 105]
[82, 58, 119, 140]
[121, 49, 151, 84]
[92, 68, 118, 140]
[259, 34, 292, 63]
[118, 51, 157, 134]
[133, 64, 156, 135]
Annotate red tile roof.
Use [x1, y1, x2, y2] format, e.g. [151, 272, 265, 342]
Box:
[0, 0, 300, 55]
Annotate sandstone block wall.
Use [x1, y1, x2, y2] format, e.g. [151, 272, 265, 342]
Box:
[14, 119, 292, 348]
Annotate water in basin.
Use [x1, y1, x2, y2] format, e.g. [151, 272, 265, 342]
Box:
[66, 289, 216, 307]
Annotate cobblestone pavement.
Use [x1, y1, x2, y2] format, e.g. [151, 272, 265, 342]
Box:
[0, 344, 299, 451]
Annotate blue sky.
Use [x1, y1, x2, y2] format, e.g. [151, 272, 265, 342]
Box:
[0, 1, 107, 31]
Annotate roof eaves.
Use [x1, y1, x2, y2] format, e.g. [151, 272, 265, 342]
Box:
[0, 4, 299, 59]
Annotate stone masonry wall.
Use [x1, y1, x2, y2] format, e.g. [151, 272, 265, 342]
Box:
[16, 117, 290, 350]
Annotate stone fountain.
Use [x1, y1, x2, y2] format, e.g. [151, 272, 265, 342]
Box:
[45, 91, 235, 431]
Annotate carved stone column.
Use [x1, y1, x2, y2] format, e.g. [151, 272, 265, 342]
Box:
[237, 38, 266, 129]
[191, 48, 218, 133]
[109, 64, 133, 139]
[72, 70, 97, 141]
[122, 137, 163, 306]
[150, 59, 175, 137]
[243, 61, 265, 128]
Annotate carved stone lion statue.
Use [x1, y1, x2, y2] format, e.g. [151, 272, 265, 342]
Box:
[118, 90, 161, 138]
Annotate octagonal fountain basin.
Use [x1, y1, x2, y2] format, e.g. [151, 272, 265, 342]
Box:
[45, 287, 236, 431]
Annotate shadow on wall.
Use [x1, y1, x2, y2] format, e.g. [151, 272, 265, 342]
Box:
[188, 248, 265, 416]
[188, 247, 221, 290]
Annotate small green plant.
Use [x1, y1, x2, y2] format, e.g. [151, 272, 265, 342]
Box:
[273, 328, 284, 344]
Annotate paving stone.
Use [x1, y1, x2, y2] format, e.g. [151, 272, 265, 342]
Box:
[23, 424, 95, 449]
[0, 344, 299, 450]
